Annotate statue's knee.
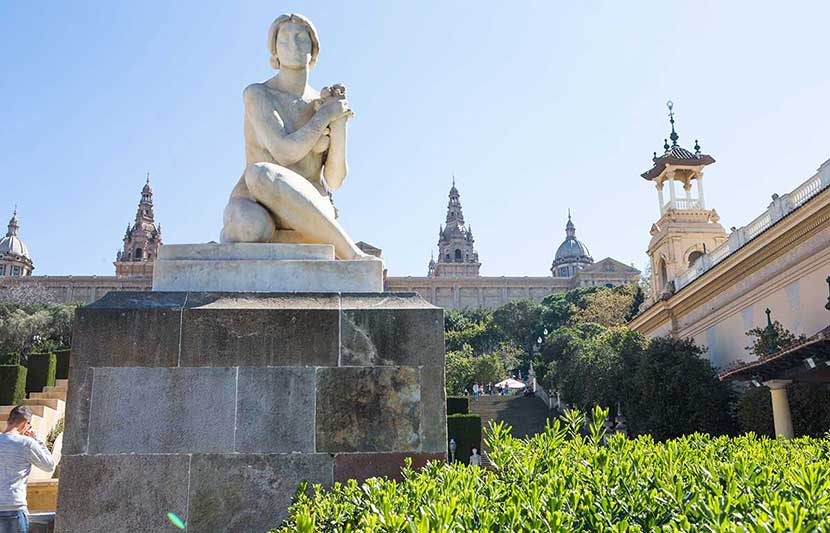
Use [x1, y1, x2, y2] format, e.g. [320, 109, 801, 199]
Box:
[221, 199, 275, 243]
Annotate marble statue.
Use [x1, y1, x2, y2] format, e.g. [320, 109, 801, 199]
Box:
[220, 13, 373, 260]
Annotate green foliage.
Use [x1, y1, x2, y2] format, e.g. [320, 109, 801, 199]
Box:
[0, 303, 78, 356]
[491, 299, 543, 356]
[0, 365, 27, 405]
[745, 319, 805, 356]
[446, 396, 469, 415]
[446, 413, 482, 465]
[25, 352, 56, 394]
[46, 418, 64, 452]
[471, 352, 505, 387]
[445, 346, 474, 395]
[54, 349, 71, 380]
[276, 412, 830, 532]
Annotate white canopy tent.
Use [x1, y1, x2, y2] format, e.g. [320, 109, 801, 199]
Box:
[495, 378, 526, 390]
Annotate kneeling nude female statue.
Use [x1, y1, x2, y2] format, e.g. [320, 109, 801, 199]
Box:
[221, 13, 373, 261]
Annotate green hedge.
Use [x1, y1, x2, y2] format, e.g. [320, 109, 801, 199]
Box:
[276, 408, 830, 532]
[0, 365, 27, 405]
[446, 396, 469, 415]
[447, 413, 482, 465]
[54, 349, 71, 381]
[25, 353, 56, 394]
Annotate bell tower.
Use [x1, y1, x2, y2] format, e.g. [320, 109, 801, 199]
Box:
[428, 178, 481, 277]
[642, 102, 726, 299]
[115, 174, 162, 278]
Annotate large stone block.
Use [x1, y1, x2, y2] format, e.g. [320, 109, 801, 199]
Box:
[316, 367, 421, 452]
[71, 292, 186, 368]
[87, 367, 237, 453]
[56, 454, 190, 532]
[179, 293, 339, 367]
[61, 366, 93, 455]
[235, 367, 315, 453]
[420, 365, 449, 453]
[334, 452, 446, 483]
[340, 295, 444, 366]
[188, 453, 333, 531]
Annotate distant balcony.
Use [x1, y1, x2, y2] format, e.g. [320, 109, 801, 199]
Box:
[663, 198, 703, 211]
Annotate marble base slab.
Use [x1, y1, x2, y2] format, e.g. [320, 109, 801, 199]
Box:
[153, 243, 383, 293]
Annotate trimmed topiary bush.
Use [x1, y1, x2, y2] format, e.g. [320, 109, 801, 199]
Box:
[0, 365, 27, 405]
[276, 407, 830, 532]
[446, 396, 469, 415]
[446, 413, 481, 464]
[54, 349, 71, 381]
[25, 353, 56, 394]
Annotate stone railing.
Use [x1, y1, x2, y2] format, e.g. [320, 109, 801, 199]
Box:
[534, 383, 557, 410]
[664, 198, 702, 212]
[673, 158, 830, 292]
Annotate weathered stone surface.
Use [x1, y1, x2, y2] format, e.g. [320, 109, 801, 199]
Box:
[236, 367, 315, 453]
[87, 367, 236, 453]
[159, 242, 335, 261]
[316, 367, 421, 452]
[180, 293, 340, 366]
[55, 454, 189, 533]
[334, 452, 445, 483]
[61, 366, 92, 455]
[340, 306, 444, 366]
[71, 292, 185, 368]
[188, 453, 333, 531]
[420, 365, 448, 453]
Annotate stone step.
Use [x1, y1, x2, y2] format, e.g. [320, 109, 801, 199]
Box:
[56, 379, 69, 388]
[30, 391, 67, 401]
[23, 399, 65, 412]
[43, 386, 68, 394]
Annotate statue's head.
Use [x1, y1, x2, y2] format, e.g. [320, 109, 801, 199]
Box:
[268, 13, 320, 70]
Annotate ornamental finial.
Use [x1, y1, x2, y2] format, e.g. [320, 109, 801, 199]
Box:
[667, 100, 678, 147]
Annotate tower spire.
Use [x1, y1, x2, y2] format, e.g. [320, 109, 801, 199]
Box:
[667, 100, 679, 147]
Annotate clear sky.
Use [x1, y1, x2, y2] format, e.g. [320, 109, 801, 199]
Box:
[2, 1, 829, 277]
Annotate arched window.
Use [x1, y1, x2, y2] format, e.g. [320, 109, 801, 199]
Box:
[135, 248, 143, 260]
[658, 258, 668, 290]
[454, 249, 462, 262]
[445, 253, 450, 262]
[559, 267, 569, 277]
[688, 251, 704, 268]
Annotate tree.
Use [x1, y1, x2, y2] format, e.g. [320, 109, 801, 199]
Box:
[569, 285, 639, 327]
[492, 299, 543, 358]
[624, 336, 736, 439]
[745, 319, 804, 356]
[472, 352, 506, 386]
[445, 345, 474, 395]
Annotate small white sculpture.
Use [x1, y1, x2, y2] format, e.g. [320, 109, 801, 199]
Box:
[220, 14, 373, 260]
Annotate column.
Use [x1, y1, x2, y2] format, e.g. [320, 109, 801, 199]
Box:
[765, 380, 794, 439]
[667, 172, 677, 209]
[696, 176, 705, 209]
[656, 182, 665, 215]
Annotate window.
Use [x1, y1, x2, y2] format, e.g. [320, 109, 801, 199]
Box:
[0, 265, 5, 276]
[658, 258, 668, 290]
[445, 253, 450, 262]
[12, 265, 21, 276]
[134, 248, 143, 260]
[454, 249, 462, 262]
[559, 267, 569, 277]
[688, 251, 704, 268]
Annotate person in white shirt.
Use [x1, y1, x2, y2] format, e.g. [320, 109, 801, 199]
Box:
[0, 406, 55, 533]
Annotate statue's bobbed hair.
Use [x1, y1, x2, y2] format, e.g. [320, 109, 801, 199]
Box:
[268, 13, 320, 70]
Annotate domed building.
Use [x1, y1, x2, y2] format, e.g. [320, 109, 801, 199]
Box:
[0, 208, 33, 277]
[551, 212, 593, 277]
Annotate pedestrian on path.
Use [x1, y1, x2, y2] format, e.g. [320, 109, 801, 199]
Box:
[0, 406, 56, 533]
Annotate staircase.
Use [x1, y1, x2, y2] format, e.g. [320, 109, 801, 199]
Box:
[469, 394, 556, 452]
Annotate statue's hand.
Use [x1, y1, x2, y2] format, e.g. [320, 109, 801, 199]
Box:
[312, 128, 330, 153]
[317, 97, 353, 124]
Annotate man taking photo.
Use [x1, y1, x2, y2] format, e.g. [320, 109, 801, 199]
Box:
[0, 406, 55, 533]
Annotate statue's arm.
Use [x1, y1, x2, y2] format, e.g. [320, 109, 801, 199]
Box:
[243, 85, 329, 166]
[323, 117, 348, 190]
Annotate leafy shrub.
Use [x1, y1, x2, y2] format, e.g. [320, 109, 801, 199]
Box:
[25, 352, 56, 394]
[0, 365, 27, 405]
[446, 413, 481, 464]
[446, 396, 469, 415]
[276, 408, 830, 532]
[54, 349, 71, 380]
[46, 418, 64, 452]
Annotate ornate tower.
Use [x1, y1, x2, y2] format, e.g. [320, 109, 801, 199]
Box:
[642, 102, 726, 299]
[115, 174, 162, 278]
[0, 207, 34, 277]
[428, 179, 481, 277]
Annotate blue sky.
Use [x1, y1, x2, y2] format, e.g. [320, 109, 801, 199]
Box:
[2, 1, 829, 276]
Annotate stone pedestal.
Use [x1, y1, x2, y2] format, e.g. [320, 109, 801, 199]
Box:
[56, 291, 446, 532]
[152, 243, 384, 292]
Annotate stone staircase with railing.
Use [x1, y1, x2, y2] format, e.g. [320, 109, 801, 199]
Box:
[469, 394, 557, 457]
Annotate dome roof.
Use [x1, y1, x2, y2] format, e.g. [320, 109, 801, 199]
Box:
[1, 209, 30, 260]
[555, 237, 590, 261]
